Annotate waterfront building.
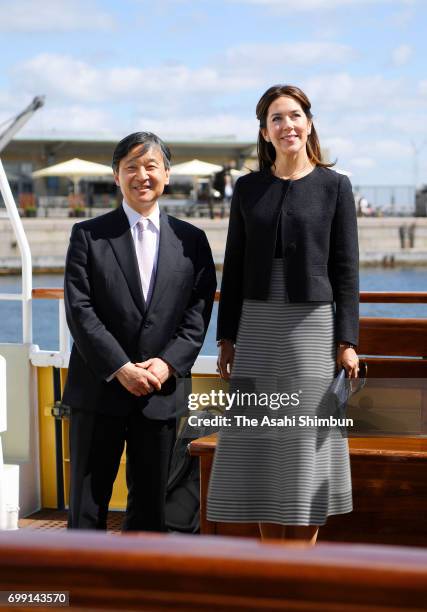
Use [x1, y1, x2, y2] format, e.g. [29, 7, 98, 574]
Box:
[1, 134, 255, 207]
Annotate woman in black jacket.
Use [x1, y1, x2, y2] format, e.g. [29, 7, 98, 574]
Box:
[207, 84, 360, 545]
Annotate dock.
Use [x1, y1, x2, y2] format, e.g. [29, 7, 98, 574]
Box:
[1, 216, 427, 273]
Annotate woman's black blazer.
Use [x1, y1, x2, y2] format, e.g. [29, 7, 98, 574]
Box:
[217, 166, 359, 346]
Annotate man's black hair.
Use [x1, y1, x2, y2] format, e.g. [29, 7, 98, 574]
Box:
[112, 132, 172, 172]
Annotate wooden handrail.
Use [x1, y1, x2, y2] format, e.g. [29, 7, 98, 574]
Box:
[33, 288, 427, 303]
[32, 287, 64, 300]
[190, 433, 427, 460]
[359, 291, 427, 303]
[1, 531, 427, 611]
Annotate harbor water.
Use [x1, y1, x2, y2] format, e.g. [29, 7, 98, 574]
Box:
[1, 269, 426, 355]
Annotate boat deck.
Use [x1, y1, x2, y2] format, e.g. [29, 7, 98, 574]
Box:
[19, 509, 124, 533]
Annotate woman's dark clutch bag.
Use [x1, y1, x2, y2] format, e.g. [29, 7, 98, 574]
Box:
[329, 362, 367, 419]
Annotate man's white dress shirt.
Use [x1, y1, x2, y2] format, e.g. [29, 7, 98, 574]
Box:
[107, 200, 160, 380]
[123, 199, 160, 303]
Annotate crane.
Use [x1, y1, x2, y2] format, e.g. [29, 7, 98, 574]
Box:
[0, 96, 45, 154]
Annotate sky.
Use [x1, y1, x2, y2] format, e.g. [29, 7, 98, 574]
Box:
[0, 0, 426, 186]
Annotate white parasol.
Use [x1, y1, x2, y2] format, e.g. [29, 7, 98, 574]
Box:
[170, 159, 224, 203]
[32, 158, 113, 193]
[170, 159, 223, 177]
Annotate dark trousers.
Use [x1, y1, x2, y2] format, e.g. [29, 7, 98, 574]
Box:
[68, 408, 176, 531]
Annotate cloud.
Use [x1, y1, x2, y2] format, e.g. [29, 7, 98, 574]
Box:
[14, 55, 103, 102]
[391, 44, 412, 67]
[8, 55, 426, 146]
[229, 0, 417, 10]
[302, 72, 406, 111]
[16, 42, 352, 111]
[12, 53, 259, 106]
[225, 42, 356, 69]
[367, 139, 412, 158]
[134, 113, 258, 141]
[348, 157, 376, 169]
[418, 80, 427, 95]
[0, 0, 114, 32]
[0, 91, 29, 114]
[17, 107, 258, 144]
[322, 137, 356, 158]
[26, 105, 115, 136]
[329, 135, 412, 164]
[388, 9, 415, 27]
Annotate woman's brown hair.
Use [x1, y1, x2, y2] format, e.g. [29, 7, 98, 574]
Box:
[256, 84, 335, 172]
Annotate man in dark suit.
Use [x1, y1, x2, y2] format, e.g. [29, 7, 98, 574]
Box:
[63, 132, 216, 531]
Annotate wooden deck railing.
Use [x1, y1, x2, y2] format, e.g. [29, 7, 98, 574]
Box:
[31, 288, 427, 304]
[1, 531, 427, 611]
[32, 287, 65, 300]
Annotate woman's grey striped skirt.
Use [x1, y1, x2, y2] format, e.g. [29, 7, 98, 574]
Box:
[207, 260, 352, 526]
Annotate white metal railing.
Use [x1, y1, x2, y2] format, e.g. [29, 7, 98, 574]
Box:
[0, 158, 69, 367]
[28, 291, 70, 368]
[0, 159, 33, 344]
[1, 354, 8, 528]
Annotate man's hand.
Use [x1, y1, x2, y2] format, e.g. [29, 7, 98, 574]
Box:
[136, 357, 175, 384]
[116, 362, 161, 397]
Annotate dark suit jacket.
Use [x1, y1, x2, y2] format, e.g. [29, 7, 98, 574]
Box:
[217, 166, 359, 346]
[62, 205, 216, 419]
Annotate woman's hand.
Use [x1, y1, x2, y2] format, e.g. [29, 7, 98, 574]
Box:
[217, 340, 235, 380]
[336, 346, 359, 379]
